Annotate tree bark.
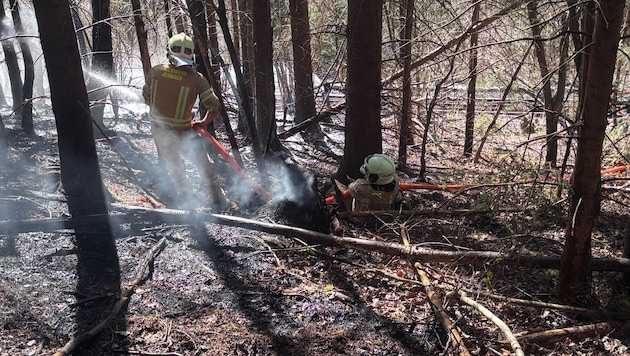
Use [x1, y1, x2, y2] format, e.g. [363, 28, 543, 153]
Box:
[557, 0, 625, 305]
[130, 0, 151, 78]
[89, 0, 116, 134]
[527, 1, 568, 167]
[252, 0, 282, 154]
[0, 1, 23, 114]
[289, 0, 323, 140]
[337, 0, 383, 183]
[0, 115, 6, 164]
[398, 0, 414, 166]
[32, 0, 119, 292]
[9, 0, 35, 134]
[464, 1, 479, 157]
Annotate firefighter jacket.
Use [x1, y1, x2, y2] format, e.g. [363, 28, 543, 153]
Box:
[347, 176, 401, 212]
[143, 64, 219, 129]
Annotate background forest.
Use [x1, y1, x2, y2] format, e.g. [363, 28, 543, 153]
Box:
[1, 0, 630, 355]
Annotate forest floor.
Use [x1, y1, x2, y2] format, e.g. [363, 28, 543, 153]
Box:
[1, 100, 630, 356]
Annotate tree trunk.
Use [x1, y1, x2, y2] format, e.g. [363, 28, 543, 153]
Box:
[252, 0, 282, 154]
[0, 85, 6, 107]
[398, 0, 414, 167]
[32, 0, 120, 293]
[163, 0, 173, 37]
[187, 0, 210, 133]
[464, 1, 479, 157]
[0, 1, 23, 114]
[89, 0, 116, 135]
[337, 0, 383, 183]
[9, 0, 34, 134]
[70, 1, 90, 65]
[557, 0, 625, 305]
[130, 0, 151, 78]
[527, 0, 568, 167]
[289, 0, 323, 140]
[214, 0, 262, 169]
[230, 0, 240, 60]
[0, 115, 7, 164]
[238, 0, 255, 135]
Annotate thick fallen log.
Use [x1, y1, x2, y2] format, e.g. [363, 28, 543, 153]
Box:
[4, 205, 630, 272]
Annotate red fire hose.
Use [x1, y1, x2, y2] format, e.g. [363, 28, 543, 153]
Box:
[193, 124, 272, 199]
[325, 165, 630, 205]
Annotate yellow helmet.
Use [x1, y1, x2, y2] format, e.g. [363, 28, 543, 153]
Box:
[167, 33, 195, 66]
[360, 154, 396, 185]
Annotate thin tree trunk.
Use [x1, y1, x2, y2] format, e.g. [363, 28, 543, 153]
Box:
[238, 0, 255, 135]
[0, 115, 6, 165]
[289, 0, 322, 140]
[528, 0, 566, 167]
[0, 1, 23, 114]
[163, 0, 173, 37]
[189, 2, 245, 167]
[557, 0, 625, 305]
[213, 0, 263, 167]
[9, 0, 34, 134]
[464, 1, 479, 157]
[89, 0, 116, 135]
[230, 0, 240, 60]
[252, 0, 281, 154]
[398, 0, 414, 167]
[130, 0, 151, 78]
[70, 1, 90, 65]
[474, 45, 532, 163]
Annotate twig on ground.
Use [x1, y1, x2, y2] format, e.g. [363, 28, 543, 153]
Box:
[455, 290, 525, 356]
[53, 236, 168, 356]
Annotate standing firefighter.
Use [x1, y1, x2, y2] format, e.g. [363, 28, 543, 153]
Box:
[143, 33, 225, 210]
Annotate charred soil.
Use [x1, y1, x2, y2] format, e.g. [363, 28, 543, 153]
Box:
[1, 106, 630, 356]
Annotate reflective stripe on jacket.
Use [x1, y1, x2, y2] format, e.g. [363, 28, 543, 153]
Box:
[142, 64, 219, 129]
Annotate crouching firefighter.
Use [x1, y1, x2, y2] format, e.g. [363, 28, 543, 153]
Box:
[142, 33, 227, 210]
[332, 154, 404, 224]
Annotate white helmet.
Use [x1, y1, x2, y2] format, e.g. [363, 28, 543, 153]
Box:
[360, 154, 396, 185]
[167, 33, 195, 67]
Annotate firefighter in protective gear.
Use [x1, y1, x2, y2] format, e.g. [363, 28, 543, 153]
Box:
[344, 154, 402, 214]
[142, 33, 225, 209]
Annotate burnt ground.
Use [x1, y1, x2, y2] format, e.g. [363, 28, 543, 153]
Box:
[1, 102, 630, 356]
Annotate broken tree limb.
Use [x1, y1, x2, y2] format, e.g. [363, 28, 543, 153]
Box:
[414, 262, 470, 355]
[456, 290, 525, 356]
[5, 205, 630, 273]
[401, 226, 470, 355]
[277, 101, 346, 139]
[53, 236, 167, 356]
[515, 321, 617, 346]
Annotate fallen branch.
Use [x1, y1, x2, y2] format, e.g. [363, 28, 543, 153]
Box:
[414, 261, 470, 355]
[5, 205, 630, 272]
[53, 236, 168, 356]
[277, 101, 345, 139]
[515, 321, 617, 346]
[458, 289, 630, 319]
[456, 290, 525, 356]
